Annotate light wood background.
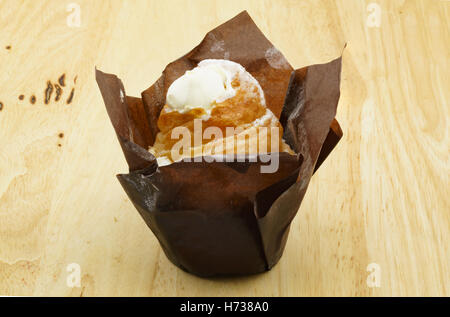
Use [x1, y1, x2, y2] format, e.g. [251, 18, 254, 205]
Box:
[0, 0, 448, 297]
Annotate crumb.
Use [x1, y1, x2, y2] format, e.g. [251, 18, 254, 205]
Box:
[5, 45, 11, 50]
[18, 95, 24, 100]
[30, 95, 36, 104]
[58, 132, 64, 138]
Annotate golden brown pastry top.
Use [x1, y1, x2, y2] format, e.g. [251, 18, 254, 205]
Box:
[149, 60, 293, 164]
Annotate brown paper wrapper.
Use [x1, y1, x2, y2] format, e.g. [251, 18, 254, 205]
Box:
[96, 11, 343, 277]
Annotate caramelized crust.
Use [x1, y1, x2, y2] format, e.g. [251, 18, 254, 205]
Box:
[151, 76, 293, 163]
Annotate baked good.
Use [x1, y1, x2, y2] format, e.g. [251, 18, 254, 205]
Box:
[150, 59, 293, 165]
[96, 11, 343, 277]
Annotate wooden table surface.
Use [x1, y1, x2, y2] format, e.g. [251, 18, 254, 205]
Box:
[0, 0, 448, 297]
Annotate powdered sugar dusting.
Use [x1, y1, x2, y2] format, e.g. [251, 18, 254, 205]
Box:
[265, 47, 290, 70]
[119, 89, 125, 103]
[211, 40, 225, 53]
[251, 108, 276, 127]
[198, 59, 266, 107]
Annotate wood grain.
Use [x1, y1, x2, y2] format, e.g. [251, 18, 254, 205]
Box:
[0, 0, 448, 296]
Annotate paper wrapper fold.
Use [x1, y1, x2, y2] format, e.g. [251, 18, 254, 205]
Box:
[96, 11, 343, 277]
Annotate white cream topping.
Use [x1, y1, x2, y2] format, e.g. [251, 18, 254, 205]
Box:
[154, 59, 278, 166]
[165, 59, 265, 117]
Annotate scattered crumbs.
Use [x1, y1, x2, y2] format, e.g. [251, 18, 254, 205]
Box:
[18, 95, 24, 100]
[0, 102, 3, 111]
[44, 81, 54, 104]
[30, 95, 36, 104]
[55, 84, 62, 101]
[74, 75, 78, 84]
[5, 45, 11, 50]
[66, 88, 75, 104]
[58, 74, 66, 87]
[58, 132, 64, 138]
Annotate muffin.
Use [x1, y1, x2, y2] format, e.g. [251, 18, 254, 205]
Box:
[150, 59, 293, 165]
[96, 11, 343, 277]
